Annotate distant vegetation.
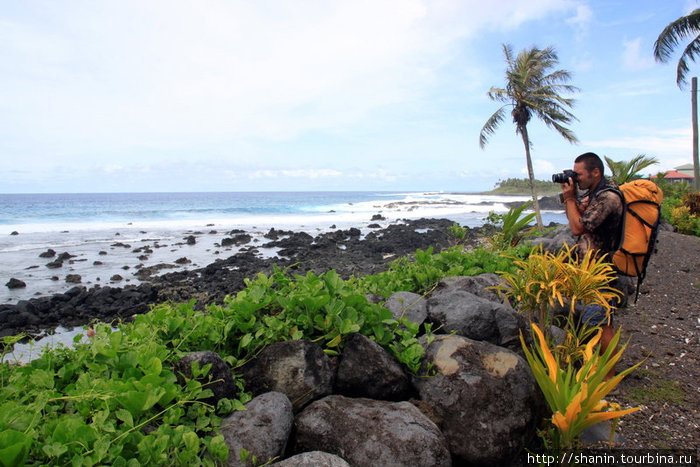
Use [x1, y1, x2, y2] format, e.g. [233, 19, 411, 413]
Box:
[486, 178, 561, 195]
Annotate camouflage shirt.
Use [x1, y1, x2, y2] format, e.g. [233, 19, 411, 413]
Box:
[576, 179, 623, 260]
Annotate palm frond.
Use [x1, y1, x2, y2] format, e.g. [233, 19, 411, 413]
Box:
[654, 9, 700, 87]
[604, 154, 659, 184]
[654, 9, 700, 62]
[676, 37, 700, 87]
[479, 107, 507, 148]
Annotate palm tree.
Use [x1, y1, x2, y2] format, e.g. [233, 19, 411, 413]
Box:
[603, 154, 659, 185]
[480, 44, 579, 228]
[654, 9, 700, 191]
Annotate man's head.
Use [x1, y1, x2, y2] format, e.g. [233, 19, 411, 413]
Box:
[573, 152, 604, 190]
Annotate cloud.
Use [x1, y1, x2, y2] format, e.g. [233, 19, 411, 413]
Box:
[0, 1, 583, 151]
[249, 169, 343, 179]
[566, 3, 593, 34]
[585, 126, 692, 169]
[520, 159, 556, 178]
[621, 37, 656, 71]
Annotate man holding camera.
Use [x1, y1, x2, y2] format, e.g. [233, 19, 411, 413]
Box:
[559, 152, 623, 378]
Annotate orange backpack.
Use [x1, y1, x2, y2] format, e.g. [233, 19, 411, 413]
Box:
[609, 179, 664, 301]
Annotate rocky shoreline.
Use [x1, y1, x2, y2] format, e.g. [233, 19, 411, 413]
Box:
[0, 218, 497, 338]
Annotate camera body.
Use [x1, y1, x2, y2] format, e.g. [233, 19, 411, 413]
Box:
[552, 169, 577, 184]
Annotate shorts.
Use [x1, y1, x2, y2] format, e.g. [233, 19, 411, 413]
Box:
[581, 303, 614, 326]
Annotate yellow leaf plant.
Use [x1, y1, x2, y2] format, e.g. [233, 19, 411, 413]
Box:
[496, 243, 621, 331]
[520, 323, 642, 450]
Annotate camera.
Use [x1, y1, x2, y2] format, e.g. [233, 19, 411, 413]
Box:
[552, 169, 577, 184]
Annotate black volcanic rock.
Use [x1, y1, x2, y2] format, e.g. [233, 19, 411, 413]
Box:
[0, 218, 492, 337]
[6, 278, 26, 289]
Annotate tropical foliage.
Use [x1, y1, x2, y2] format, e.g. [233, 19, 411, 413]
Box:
[521, 323, 643, 451]
[495, 244, 621, 329]
[0, 244, 526, 466]
[603, 154, 659, 185]
[653, 8, 700, 88]
[655, 175, 700, 236]
[487, 178, 561, 195]
[480, 44, 579, 228]
[484, 201, 538, 250]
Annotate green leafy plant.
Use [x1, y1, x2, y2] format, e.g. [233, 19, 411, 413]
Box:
[603, 154, 659, 185]
[485, 202, 538, 250]
[0, 244, 527, 466]
[521, 323, 642, 451]
[495, 244, 621, 329]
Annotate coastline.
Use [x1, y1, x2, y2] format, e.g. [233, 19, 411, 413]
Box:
[0, 217, 500, 338]
[1, 192, 567, 304]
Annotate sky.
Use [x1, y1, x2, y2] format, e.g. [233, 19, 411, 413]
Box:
[1, 0, 699, 193]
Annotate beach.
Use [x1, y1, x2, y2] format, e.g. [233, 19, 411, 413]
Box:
[1, 191, 566, 304]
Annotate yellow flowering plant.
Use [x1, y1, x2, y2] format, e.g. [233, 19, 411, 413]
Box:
[520, 323, 643, 450]
[496, 244, 621, 330]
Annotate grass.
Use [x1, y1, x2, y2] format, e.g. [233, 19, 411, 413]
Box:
[626, 369, 686, 405]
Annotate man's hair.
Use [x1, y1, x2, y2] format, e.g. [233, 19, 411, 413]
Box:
[575, 152, 604, 176]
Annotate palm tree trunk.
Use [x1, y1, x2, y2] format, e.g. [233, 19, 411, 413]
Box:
[520, 125, 544, 228]
[692, 77, 699, 191]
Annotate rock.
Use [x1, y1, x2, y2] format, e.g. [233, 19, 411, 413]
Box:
[371, 214, 386, 221]
[6, 278, 26, 289]
[335, 333, 412, 401]
[175, 351, 237, 405]
[184, 235, 196, 245]
[384, 291, 428, 324]
[431, 273, 505, 304]
[427, 290, 528, 351]
[526, 224, 576, 253]
[174, 257, 191, 265]
[222, 234, 252, 247]
[65, 274, 82, 284]
[45, 260, 63, 269]
[367, 223, 381, 228]
[293, 395, 451, 467]
[413, 335, 543, 465]
[272, 451, 350, 466]
[56, 252, 75, 261]
[10, 231, 19, 235]
[110, 274, 123, 282]
[39, 249, 56, 258]
[220, 392, 294, 467]
[240, 340, 334, 412]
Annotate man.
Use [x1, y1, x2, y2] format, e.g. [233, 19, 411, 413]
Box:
[560, 152, 623, 377]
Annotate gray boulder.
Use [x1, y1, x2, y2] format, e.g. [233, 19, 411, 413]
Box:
[427, 290, 528, 351]
[220, 392, 294, 467]
[334, 333, 412, 401]
[293, 395, 451, 467]
[384, 291, 428, 324]
[174, 351, 237, 405]
[527, 224, 577, 253]
[412, 335, 543, 466]
[272, 451, 350, 467]
[430, 273, 505, 304]
[240, 340, 334, 412]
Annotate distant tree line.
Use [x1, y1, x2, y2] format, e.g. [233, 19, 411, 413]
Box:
[488, 178, 561, 195]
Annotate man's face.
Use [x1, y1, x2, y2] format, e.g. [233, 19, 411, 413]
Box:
[573, 161, 598, 191]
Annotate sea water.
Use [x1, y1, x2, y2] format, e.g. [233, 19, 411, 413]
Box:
[1, 191, 566, 304]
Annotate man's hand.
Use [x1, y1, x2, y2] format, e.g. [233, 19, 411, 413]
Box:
[560, 177, 576, 201]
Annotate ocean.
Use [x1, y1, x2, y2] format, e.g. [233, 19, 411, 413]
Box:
[1, 191, 566, 304]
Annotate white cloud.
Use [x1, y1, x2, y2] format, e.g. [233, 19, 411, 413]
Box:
[566, 3, 593, 33]
[585, 126, 692, 169]
[621, 37, 656, 71]
[249, 169, 343, 179]
[520, 159, 556, 178]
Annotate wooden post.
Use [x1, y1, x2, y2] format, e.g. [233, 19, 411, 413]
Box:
[693, 77, 699, 190]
